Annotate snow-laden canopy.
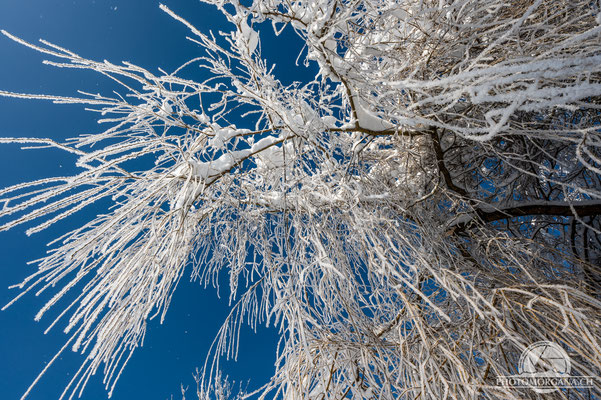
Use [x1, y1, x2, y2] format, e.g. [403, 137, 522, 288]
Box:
[2, 0, 601, 399]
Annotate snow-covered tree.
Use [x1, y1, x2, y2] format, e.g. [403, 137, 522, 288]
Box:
[2, 0, 601, 399]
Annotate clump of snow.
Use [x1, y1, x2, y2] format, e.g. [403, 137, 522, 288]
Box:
[322, 115, 338, 128]
[157, 99, 173, 118]
[351, 90, 395, 132]
[239, 18, 259, 54]
[208, 126, 237, 150]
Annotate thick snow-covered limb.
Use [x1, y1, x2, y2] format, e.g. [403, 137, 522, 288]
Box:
[189, 135, 283, 182]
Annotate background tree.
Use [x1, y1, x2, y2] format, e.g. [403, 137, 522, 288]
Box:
[2, 0, 601, 399]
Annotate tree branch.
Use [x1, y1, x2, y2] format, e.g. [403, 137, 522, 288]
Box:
[451, 201, 601, 231]
[430, 127, 468, 197]
[477, 202, 601, 223]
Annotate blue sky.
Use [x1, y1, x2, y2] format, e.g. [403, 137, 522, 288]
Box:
[0, 1, 314, 399]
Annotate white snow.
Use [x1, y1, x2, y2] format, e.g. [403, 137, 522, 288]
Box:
[190, 135, 282, 181]
[352, 92, 395, 132]
[239, 19, 259, 54]
[322, 115, 338, 128]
